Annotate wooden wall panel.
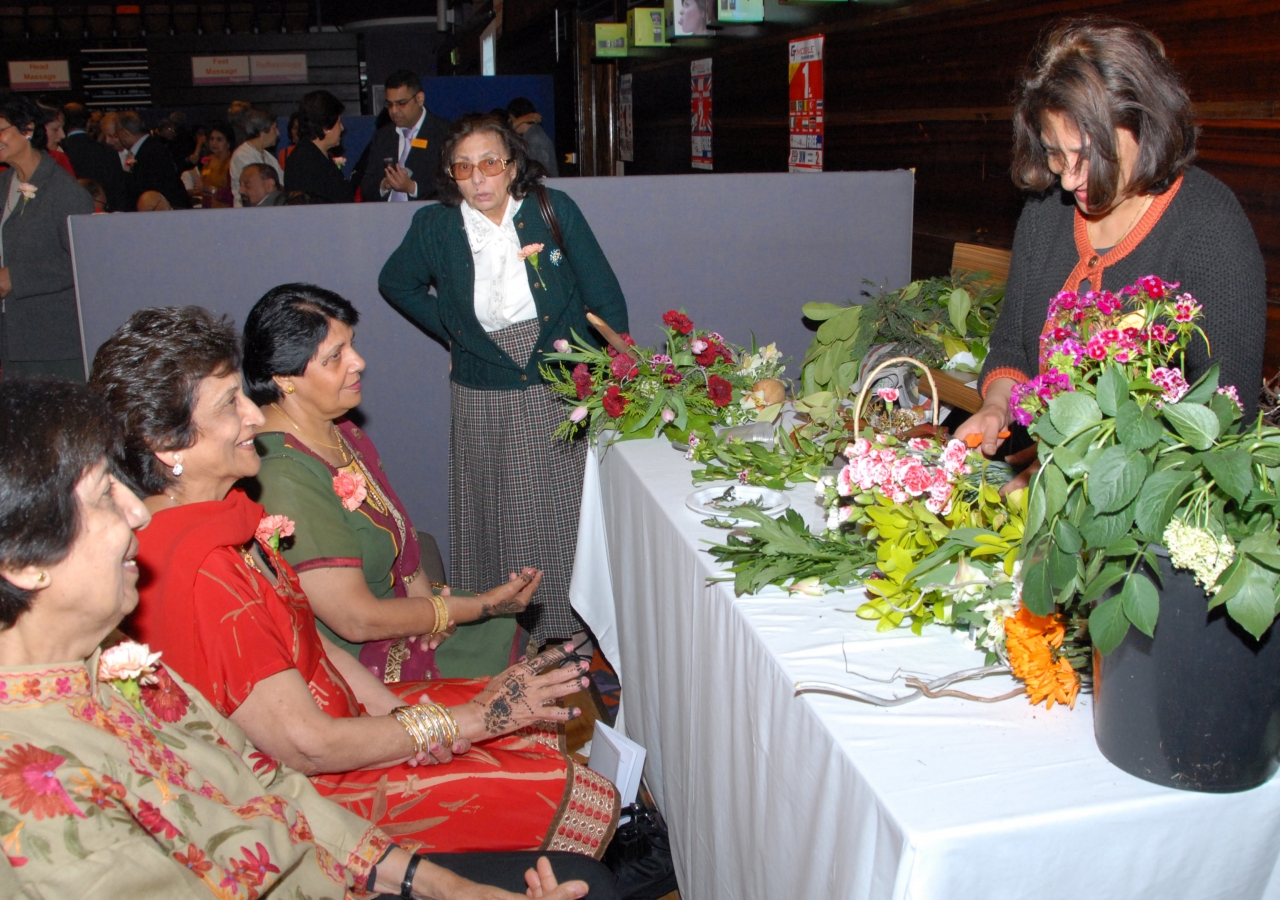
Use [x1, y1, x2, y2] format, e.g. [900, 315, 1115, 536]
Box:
[609, 0, 1280, 371]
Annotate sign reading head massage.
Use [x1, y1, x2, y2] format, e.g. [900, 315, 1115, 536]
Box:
[8, 60, 71, 91]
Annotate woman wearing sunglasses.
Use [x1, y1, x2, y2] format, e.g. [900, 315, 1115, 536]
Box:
[379, 113, 628, 653]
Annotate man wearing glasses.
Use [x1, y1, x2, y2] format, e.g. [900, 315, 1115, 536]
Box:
[360, 70, 451, 203]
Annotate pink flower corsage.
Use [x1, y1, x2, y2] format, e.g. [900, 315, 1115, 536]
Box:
[99, 641, 162, 711]
[333, 470, 368, 512]
[255, 514, 296, 551]
[518, 243, 547, 289]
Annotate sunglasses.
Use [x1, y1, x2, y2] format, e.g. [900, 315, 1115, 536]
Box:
[448, 157, 512, 180]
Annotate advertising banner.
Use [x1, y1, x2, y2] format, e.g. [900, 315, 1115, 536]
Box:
[691, 58, 712, 170]
[788, 36, 824, 172]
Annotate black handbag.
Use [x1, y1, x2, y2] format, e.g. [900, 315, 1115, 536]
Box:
[603, 802, 679, 900]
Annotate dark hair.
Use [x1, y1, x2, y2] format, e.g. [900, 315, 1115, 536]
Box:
[507, 96, 537, 118]
[282, 190, 323, 205]
[0, 90, 48, 151]
[242, 284, 360, 405]
[79, 178, 106, 203]
[243, 107, 276, 139]
[436, 113, 543, 208]
[296, 90, 345, 142]
[242, 162, 280, 188]
[1011, 18, 1198, 212]
[63, 101, 91, 131]
[117, 110, 148, 138]
[205, 119, 235, 150]
[385, 69, 422, 94]
[0, 378, 123, 628]
[90, 306, 242, 496]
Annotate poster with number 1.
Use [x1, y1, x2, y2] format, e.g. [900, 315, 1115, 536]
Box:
[691, 58, 713, 170]
[788, 35, 824, 172]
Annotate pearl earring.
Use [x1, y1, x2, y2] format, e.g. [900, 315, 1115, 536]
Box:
[172, 454, 184, 477]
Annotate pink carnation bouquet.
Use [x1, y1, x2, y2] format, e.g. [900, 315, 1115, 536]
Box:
[1008, 276, 1208, 427]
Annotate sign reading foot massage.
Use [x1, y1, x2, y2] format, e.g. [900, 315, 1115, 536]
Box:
[691, 58, 713, 170]
[788, 35, 824, 173]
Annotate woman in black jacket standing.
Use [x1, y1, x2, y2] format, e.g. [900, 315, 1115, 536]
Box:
[956, 19, 1266, 455]
[0, 90, 95, 379]
[283, 90, 355, 204]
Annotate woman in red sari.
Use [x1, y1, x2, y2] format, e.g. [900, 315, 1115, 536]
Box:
[90, 305, 618, 859]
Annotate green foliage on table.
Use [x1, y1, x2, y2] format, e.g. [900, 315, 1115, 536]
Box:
[851, 474, 1023, 640]
[689, 432, 832, 490]
[706, 507, 876, 597]
[798, 272, 1005, 397]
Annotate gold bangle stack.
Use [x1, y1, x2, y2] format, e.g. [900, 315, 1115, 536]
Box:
[392, 702, 461, 754]
[428, 592, 450, 636]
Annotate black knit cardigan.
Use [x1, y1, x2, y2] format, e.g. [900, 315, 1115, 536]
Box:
[980, 166, 1267, 420]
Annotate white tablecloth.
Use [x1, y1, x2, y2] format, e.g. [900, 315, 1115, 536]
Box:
[570, 436, 1280, 900]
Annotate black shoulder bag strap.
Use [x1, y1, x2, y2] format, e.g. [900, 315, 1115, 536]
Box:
[534, 183, 567, 257]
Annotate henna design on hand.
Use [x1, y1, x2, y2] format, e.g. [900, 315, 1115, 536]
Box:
[478, 597, 526, 619]
[472, 646, 578, 737]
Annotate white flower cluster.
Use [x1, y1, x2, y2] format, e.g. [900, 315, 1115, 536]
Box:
[956, 558, 1020, 655]
[1163, 516, 1235, 594]
[738, 342, 781, 375]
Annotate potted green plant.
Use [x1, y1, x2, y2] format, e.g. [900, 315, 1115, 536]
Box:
[1014, 276, 1280, 791]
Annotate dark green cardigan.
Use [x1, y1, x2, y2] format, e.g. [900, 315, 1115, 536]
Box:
[377, 188, 629, 390]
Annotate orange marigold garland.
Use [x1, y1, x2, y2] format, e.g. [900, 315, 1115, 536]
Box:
[1004, 607, 1081, 709]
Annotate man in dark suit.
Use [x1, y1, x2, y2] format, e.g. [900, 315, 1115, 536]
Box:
[358, 70, 450, 203]
[238, 163, 285, 207]
[60, 102, 131, 212]
[116, 110, 193, 210]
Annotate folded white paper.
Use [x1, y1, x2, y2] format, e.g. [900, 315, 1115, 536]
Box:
[588, 720, 645, 808]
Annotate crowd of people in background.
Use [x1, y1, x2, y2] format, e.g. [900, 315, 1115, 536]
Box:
[13, 69, 555, 213]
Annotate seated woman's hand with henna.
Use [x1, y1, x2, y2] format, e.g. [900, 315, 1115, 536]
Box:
[451, 645, 590, 741]
[417, 569, 543, 651]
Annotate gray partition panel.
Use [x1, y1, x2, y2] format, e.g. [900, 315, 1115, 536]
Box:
[71, 170, 913, 567]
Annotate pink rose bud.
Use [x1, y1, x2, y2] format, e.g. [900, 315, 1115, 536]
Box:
[570, 406, 590, 423]
[661, 408, 676, 423]
[554, 339, 570, 352]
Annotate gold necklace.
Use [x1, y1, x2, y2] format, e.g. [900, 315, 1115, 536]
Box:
[1087, 194, 1150, 250]
[271, 402, 350, 461]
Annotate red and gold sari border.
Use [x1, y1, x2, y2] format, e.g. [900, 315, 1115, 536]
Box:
[541, 760, 619, 860]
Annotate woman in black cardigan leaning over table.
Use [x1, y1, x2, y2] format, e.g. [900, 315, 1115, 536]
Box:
[283, 90, 355, 204]
[0, 90, 95, 380]
[380, 113, 628, 650]
[955, 18, 1266, 456]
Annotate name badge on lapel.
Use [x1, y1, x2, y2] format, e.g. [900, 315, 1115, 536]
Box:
[410, 138, 429, 149]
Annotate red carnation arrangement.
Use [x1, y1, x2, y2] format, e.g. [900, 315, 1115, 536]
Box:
[662, 309, 694, 335]
[602, 385, 629, 418]
[571, 363, 594, 400]
[707, 375, 733, 407]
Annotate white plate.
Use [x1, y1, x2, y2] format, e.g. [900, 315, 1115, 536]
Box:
[686, 485, 789, 519]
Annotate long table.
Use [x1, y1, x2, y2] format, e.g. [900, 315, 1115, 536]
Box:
[573, 437, 1280, 900]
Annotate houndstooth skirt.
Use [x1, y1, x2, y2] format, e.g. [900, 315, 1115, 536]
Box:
[449, 318, 588, 646]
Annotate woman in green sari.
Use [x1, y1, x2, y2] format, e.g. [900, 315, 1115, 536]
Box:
[244, 283, 527, 681]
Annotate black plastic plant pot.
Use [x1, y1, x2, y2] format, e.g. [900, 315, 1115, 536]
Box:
[1093, 546, 1280, 792]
